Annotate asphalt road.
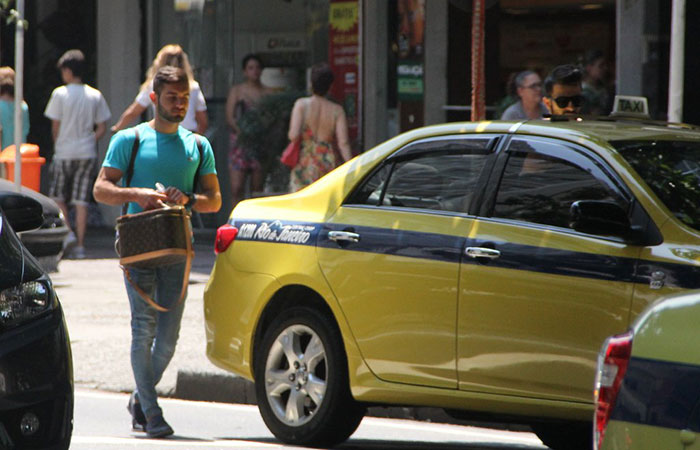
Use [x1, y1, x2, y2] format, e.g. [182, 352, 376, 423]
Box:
[71, 389, 547, 450]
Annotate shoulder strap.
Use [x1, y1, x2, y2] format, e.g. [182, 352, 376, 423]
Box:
[192, 134, 204, 192]
[122, 128, 141, 215]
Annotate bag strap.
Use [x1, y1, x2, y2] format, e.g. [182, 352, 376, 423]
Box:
[121, 209, 194, 313]
[121, 128, 141, 215]
[192, 134, 204, 194]
[121, 130, 204, 214]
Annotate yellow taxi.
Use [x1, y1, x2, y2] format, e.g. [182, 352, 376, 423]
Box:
[595, 290, 700, 450]
[204, 108, 700, 449]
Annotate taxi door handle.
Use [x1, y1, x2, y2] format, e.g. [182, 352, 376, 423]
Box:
[328, 231, 361, 243]
[465, 247, 501, 259]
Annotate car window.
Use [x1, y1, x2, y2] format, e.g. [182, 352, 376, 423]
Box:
[346, 142, 491, 213]
[612, 140, 700, 232]
[492, 138, 628, 229]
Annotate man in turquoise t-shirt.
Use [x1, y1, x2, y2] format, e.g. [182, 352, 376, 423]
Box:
[94, 66, 221, 438]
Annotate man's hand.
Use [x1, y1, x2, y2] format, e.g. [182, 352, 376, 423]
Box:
[164, 186, 189, 206]
[134, 188, 168, 210]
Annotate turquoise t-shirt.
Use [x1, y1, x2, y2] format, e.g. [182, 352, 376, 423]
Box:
[103, 122, 217, 214]
[0, 99, 30, 150]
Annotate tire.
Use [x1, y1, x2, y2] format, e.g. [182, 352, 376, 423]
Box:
[532, 421, 592, 450]
[254, 306, 365, 447]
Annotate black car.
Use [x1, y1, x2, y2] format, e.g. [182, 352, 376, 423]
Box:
[0, 192, 73, 449]
[0, 179, 70, 272]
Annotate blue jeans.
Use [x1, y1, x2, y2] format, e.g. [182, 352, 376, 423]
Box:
[124, 262, 187, 419]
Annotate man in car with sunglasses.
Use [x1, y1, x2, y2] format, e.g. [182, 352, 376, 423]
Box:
[543, 64, 584, 116]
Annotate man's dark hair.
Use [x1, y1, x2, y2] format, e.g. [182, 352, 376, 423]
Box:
[57, 49, 86, 78]
[544, 64, 582, 96]
[311, 62, 334, 96]
[153, 65, 189, 95]
[241, 53, 263, 70]
[0, 76, 14, 97]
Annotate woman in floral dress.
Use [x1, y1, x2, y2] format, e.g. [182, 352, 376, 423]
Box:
[287, 63, 352, 192]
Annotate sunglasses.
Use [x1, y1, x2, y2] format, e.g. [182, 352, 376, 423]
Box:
[551, 95, 584, 108]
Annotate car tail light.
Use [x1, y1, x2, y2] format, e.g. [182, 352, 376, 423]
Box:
[215, 224, 238, 254]
[594, 331, 633, 450]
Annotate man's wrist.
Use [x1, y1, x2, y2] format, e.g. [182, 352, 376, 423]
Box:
[184, 192, 197, 208]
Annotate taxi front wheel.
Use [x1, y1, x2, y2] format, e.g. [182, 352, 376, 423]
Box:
[254, 306, 365, 447]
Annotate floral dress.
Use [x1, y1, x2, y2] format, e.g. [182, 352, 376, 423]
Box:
[289, 125, 336, 192]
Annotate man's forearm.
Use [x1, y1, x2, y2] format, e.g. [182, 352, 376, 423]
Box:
[192, 189, 222, 213]
[93, 180, 140, 206]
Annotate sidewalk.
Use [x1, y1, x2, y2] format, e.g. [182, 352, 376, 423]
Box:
[53, 226, 520, 430]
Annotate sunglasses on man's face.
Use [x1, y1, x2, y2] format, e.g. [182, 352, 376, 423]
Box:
[551, 95, 584, 108]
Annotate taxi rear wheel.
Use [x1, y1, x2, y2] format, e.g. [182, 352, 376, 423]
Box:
[254, 306, 365, 447]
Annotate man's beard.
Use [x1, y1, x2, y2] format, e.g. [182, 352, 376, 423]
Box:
[157, 102, 186, 123]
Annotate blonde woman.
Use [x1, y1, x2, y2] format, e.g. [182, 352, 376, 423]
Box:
[111, 44, 208, 134]
[287, 62, 352, 192]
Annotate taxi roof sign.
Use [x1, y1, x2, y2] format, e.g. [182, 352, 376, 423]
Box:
[610, 95, 650, 119]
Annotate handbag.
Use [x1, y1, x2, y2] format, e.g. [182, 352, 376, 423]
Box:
[115, 128, 203, 312]
[281, 98, 308, 169]
[280, 139, 301, 168]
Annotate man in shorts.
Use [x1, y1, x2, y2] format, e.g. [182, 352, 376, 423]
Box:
[44, 49, 111, 258]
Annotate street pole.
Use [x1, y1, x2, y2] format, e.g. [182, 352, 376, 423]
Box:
[668, 0, 685, 123]
[13, 0, 24, 191]
[470, 0, 485, 122]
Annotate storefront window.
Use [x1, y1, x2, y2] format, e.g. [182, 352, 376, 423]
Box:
[147, 0, 360, 220]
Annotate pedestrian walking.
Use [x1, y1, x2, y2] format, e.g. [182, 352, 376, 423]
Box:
[286, 62, 352, 192]
[93, 65, 221, 438]
[500, 70, 548, 120]
[44, 49, 111, 259]
[543, 64, 583, 116]
[111, 44, 208, 134]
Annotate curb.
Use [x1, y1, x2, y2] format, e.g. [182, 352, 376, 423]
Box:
[173, 370, 531, 432]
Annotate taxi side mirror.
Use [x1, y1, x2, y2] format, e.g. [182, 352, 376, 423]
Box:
[569, 200, 638, 241]
[0, 193, 44, 232]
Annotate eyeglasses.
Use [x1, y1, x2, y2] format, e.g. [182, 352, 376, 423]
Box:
[522, 82, 543, 90]
[551, 95, 584, 108]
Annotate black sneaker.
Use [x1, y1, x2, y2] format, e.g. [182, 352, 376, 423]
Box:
[146, 414, 174, 438]
[127, 392, 147, 431]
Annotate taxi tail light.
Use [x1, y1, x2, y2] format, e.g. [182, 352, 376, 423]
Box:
[215, 224, 238, 254]
[594, 331, 633, 450]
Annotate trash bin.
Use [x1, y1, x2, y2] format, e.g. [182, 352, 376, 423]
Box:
[0, 144, 46, 191]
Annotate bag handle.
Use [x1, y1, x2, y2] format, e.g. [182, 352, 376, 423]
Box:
[121, 208, 193, 312]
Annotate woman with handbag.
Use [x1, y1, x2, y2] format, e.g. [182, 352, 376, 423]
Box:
[285, 62, 352, 192]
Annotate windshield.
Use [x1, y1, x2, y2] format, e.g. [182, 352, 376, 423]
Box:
[612, 140, 700, 231]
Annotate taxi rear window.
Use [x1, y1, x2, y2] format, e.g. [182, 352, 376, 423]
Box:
[612, 140, 700, 231]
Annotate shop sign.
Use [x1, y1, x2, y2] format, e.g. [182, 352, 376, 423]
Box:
[253, 33, 306, 53]
[398, 61, 424, 101]
[329, 0, 360, 146]
[174, 0, 204, 12]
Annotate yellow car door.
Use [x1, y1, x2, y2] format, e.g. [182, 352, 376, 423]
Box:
[457, 136, 644, 402]
[318, 136, 496, 388]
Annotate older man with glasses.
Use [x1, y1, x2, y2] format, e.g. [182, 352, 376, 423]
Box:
[542, 64, 584, 116]
[500, 70, 549, 120]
